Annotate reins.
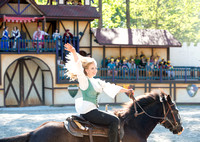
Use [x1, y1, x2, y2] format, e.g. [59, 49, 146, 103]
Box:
[129, 92, 178, 129]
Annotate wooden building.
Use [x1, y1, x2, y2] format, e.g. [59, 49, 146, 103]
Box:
[0, 0, 200, 107]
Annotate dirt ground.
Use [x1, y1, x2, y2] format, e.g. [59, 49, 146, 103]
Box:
[0, 105, 199, 142]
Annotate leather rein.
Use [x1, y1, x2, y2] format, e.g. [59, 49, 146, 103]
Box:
[129, 92, 178, 130]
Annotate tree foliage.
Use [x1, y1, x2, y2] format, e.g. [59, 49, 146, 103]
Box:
[91, 0, 200, 43]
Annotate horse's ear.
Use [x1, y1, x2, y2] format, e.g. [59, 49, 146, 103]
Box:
[167, 95, 172, 103]
[159, 88, 166, 101]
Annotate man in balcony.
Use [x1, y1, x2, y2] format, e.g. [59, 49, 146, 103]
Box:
[33, 26, 49, 50]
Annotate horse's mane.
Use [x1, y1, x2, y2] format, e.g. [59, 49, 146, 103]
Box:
[115, 91, 161, 119]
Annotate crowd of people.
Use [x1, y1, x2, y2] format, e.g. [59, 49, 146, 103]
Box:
[103, 51, 175, 78]
[65, 0, 83, 6]
[0, 26, 74, 50]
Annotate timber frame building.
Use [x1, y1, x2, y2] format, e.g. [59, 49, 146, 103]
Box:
[0, 0, 200, 107]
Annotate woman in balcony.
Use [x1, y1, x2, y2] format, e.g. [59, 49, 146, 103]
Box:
[1, 26, 9, 51]
[64, 43, 134, 142]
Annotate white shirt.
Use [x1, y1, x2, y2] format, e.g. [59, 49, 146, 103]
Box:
[74, 58, 122, 114]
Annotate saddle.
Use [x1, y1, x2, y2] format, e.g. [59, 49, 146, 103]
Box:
[64, 115, 109, 142]
[65, 115, 109, 137]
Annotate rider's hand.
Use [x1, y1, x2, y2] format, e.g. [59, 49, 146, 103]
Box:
[128, 89, 134, 99]
[64, 43, 75, 53]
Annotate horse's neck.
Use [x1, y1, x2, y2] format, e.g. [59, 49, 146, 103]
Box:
[124, 102, 163, 139]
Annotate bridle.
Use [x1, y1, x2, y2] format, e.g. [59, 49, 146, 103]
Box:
[130, 93, 179, 130]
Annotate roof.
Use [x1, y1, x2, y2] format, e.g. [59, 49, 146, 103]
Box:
[0, 0, 100, 20]
[92, 28, 182, 47]
[37, 5, 100, 20]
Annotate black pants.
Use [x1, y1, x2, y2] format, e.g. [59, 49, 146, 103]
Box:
[82, 109, 119, 142]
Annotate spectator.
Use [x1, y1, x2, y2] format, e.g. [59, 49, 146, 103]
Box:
[115, 59, 121, 68]
[52, 29, 61, 47]
[139, 57, 146, 69]
[134, 55, 141, 68]
[78, 0, 82, 5]
[33, 26, 49, 49]
[11, 26, 21, 49]
[1, 26, 9, 50]
[140, 51, 145, 59]
[146, 58, 153, 78]
[71, 0, 75, 5]
[166, 61, 175, 79]
[150, 55, 154, 63]
[107, 58, 117, 76]
[52, 29, 61, 40]
[63, 29, 73, 43]
[156, 55, 161, 64]
[121, 59, 129, 77]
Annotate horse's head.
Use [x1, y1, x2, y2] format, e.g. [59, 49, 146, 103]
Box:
[160, 91, 184, 135]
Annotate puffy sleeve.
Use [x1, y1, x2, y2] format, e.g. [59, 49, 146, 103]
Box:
[65, 53, 88, 90]
[97, 79, 122, 99]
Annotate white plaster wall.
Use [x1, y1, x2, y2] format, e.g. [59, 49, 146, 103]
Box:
[0, 90, 4, 106]
[176, 88, 200, 103]
[170, 42, 200, 66]
[45, 89, 53, 105]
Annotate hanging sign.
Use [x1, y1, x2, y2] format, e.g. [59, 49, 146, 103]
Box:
[186, 84, 198, 97]
[68, 85, 79, 98]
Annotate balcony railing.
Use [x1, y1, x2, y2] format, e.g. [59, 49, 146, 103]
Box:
[0, 37, 79, 61]
[57, 66, 200, 83]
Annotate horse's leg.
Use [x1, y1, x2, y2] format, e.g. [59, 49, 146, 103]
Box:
[29, 122, 82, 142]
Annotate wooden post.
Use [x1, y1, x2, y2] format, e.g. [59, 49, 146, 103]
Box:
[103, 45, 105, 67]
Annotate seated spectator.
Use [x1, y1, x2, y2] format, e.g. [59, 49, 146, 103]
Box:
[107, 58, 117, 76]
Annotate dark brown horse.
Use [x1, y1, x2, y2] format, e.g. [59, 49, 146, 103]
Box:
[0, 91, 183, 142]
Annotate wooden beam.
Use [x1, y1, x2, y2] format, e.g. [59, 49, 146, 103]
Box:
[77, 20, 79, 37]
[60, 20, 66, 31]
[47, 23, 52, 33]
[89, 23, 92, 56]
[79, 21, 89, 42]
[167, 48, 170, 60]
[0, 22, 3, 29]
[103, 46, 105, 67]
[19, 60, 24, 107]
[23, 23, 32, 39]
[0, 54, 1, 85]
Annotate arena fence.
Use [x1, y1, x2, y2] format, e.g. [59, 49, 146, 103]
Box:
[0, 37, 79, 61]
[57, 66, 200, 83]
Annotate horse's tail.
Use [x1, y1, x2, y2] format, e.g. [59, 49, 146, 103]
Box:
[0, 132, 31, 142]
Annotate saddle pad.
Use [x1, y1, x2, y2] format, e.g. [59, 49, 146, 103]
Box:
[64, 117, 109, 138]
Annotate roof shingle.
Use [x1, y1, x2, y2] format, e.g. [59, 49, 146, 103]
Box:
[92, 28, 182, 47]
[37, 5, 100, 20]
